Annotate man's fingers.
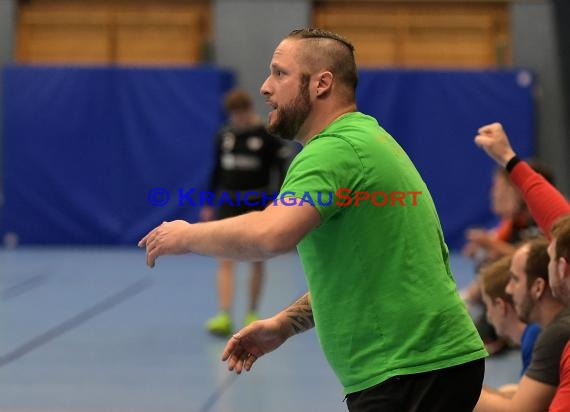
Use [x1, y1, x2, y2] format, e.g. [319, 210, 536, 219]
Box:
[233, 350, 259, 374]
[138, 230, 153, 247]
[222, 331, 263, 374]
[477, 124, 494, 134]
[234, 358, 244, 374]
[138, 225, 162, 248]
[221, 343, 235, 361]
[227, 353, 239, 371]
[474, 135, 493, 148]
[222, 333, 241, 361]
[223, 332, 251, 374]
[244, 353, 257, 371]
[226, 345, 246, 371]
[147, 255, 156, 268]
[478, 122, 502, 135]
[145, 228, 165, 268]
[226, 347, 253, 374]
[474, 135, 485, 148]
[146, 241, 159, 268]
[228, 352, 246, 373]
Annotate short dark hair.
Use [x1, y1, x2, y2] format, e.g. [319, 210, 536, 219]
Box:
[552, 215, 570, 261]
[224, 89, 253, 112]
[525, 238, 550, 288]
[286, 28, 358, 98]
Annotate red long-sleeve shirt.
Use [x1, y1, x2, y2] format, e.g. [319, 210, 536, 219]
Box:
[509, 161, 570, 238]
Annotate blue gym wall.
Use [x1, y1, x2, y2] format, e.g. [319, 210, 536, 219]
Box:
[2, 67, 234, 244]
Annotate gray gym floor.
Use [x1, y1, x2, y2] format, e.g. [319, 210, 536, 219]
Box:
[1, 247, 520, 412]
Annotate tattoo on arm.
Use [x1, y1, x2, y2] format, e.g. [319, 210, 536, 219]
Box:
[284, 293, 315, 335]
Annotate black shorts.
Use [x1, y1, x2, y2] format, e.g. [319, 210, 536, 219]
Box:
[346, 358, 484, 412]
[218, 198, 265, 220]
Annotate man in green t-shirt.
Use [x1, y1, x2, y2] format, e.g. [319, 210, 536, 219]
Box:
[139, 28, 486, 411]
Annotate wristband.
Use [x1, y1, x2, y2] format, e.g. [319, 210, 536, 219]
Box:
[505, 155, 521, 173]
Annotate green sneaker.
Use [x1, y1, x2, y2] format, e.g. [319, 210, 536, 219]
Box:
[206, 312, 233, 337]
[244, 311, 260, 327]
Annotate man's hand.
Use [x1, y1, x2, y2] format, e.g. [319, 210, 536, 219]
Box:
[466, 228, 493, 247]
[462, 228, 491, 258]
[221, 317, 289, 374]
[475, 123, 517, 167]
[138, 220, 192, 268]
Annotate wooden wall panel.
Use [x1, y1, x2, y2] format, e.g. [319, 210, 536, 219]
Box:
[16, 0, 211, 65]
[314, 1, 511, 68]
[116, 26, 201, 65]
[22, 27, 110, 64]
[115, 12, 203, 64]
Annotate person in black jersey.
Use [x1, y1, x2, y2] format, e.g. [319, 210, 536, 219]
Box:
[201, 89, 291, 336]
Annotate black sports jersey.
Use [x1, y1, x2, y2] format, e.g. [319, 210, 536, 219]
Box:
[208, 124, 290, 193]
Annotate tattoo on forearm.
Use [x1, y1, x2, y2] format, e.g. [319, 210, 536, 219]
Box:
[285, 293, 315, 335]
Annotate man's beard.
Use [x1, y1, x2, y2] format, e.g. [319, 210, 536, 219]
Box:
[552, 282, 570, 305]
[516, 293, 535, 324]
[268, 74, 311, 140]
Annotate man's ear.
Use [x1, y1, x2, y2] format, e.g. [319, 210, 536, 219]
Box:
[316, 71, 333, 96]
[532, 276, 547, 300]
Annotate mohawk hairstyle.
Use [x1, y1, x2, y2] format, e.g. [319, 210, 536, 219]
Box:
[287, 28, 355, 53]
[286, 28, 358, 97]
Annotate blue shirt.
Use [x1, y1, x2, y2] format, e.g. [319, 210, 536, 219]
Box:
[521, 323, 541, 376]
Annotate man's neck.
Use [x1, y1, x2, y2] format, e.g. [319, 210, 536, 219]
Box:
[535, 297, 566, 328]
[298, 102, 357, 145]
[505, 315, 527, 345]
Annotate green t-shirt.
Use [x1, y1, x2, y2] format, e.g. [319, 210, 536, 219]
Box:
[279, 112, 486, 395]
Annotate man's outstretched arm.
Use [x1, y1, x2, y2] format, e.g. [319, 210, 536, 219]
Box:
[138, 202, 320, 267]
[222, 292, 314, 374]
[475, 375, 556, 412]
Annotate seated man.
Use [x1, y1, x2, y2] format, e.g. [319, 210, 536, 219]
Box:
[479, 255, 541, 378]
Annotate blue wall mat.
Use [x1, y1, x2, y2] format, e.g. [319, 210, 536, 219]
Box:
[3, 66, 235, 244]
[356, 69, 534, 249]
